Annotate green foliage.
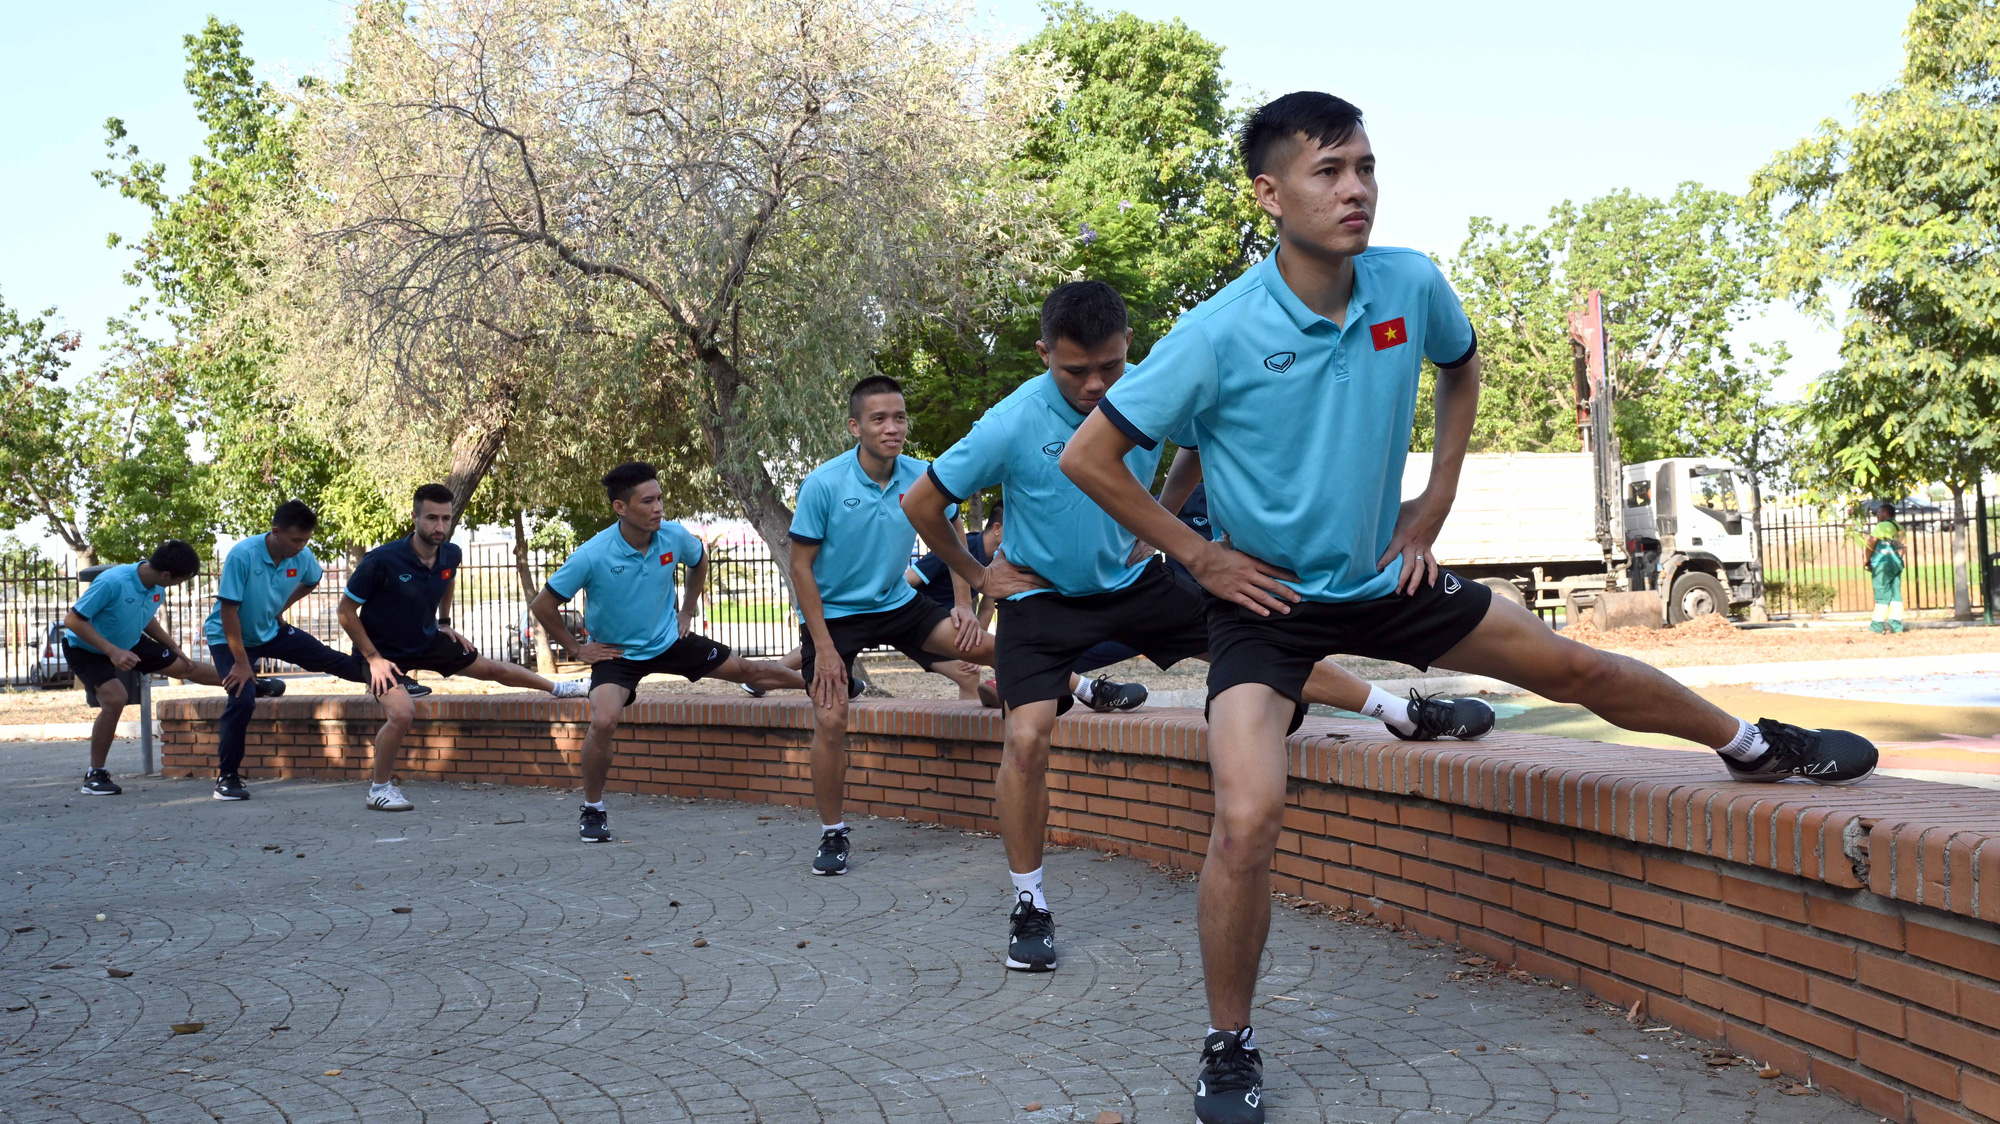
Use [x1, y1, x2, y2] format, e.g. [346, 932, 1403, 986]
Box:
[1753, 0, 2000, 501]
[0, 535, 60, 579]
[1436, 186, 1776, 463]
[891, 2, 1265, 453]
[0, 290, 98, 559]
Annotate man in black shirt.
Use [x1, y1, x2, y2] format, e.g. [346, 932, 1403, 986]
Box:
[340, 484, 589, 811]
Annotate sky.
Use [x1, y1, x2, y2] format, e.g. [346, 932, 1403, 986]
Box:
[0, 0, 1912, 399]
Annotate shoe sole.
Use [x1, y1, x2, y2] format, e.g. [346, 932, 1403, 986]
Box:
[367, 803, 413, 811]
[1005, 956, 1056, 971]
[80, 787, 120, 796]
[813, 865, 847, 876]
[579, 835, 611, 843]
[212, 792, 248, 800]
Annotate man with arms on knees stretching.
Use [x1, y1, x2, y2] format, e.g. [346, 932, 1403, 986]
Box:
[789, 376, 997, 876]
[207, 500, 376, 802]
[1060, 93, 1878, 1123]
[532, 462, 804, 843]
[906, 280, 1492, 976]
[63, 540, 245, 795]
[340, 483, 591, 812]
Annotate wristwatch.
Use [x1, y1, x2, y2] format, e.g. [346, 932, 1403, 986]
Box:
[437, 615, 452, 627]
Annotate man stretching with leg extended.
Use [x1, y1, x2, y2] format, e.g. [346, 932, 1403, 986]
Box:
[1061, 93, 1878, 1123]
[906, 280, 1492, 974]
[340, 483, 590, 812]
[532, 462, 804, 843]
[789, 376, 997, 876]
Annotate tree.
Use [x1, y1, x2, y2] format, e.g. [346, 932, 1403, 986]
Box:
[890, 2, 1264, 454]
[258, 0, 1060, 562]
[1752, 0, 2000, 618]
[1434, 186, 1774, 459]
[0, 291, 95, 561]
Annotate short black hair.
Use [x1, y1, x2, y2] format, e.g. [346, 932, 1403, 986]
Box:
[1040, 281, 1128, 351]
[848, 376, 904, 419]
[413, 483, 454, 510]
[602, 461, 659, 505]
[272, 499, 319, 533]
[985, 498, 1003, 527]
[1877, 502, 1897, 515]
[149, 540, 201, 579]
[1239, 92, 1365, 179]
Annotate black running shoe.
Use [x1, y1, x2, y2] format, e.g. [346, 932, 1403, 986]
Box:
[80, 769, 121, 796]
[739, 681, 768, 698]
[213, 772, 249, 801]
[813, 827, 850, 875]
[1724, 719, 1877, 786]
[399, 677, 433, 699]
[1194, 1028, 1264, 1124]
[1391, 690, 1496, 741]
[578, 804, 611, 842]
[1083, 676, 1148, 713]
[254, 677, 286, 698]
[1005, 890, 1056, 971]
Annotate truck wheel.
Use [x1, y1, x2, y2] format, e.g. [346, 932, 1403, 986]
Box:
[1668, 571, 1726, 624]
[1476, 578, 1527, 607]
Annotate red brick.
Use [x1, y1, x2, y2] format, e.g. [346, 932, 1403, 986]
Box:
[1454, 873, 1512, 908]
[1767, 927, 1858, 978]
[1960, 979, 2000, 1033]
[1907, 1008, 2000, 1071]
[1907, 921, 2000, 983]
[1377, 826, 1430, 858]
[1574, 837, 1643, 879]
[1809, 1056, 1911, 1120]
[1575, 906, 1643, 949]
[1719, 874, 1810, 924]
[1642, 926, 1722, 974]
[1610, 885, 1682, 927]
[1643, 858, 1721, 900]
[1481, 852, 1545, 888]
[1428, 890, 1483, 927]
[1608, 947, 1681, 996]
[1807, 976, 1907, 1038]
[1724, 1024, 1810, 1081]
[1544, 868, 1612, 907]
[1857, 952, 1961, 1015]
[1577, 968, 1644, 1012]
[1857, 1031, 1960, 1099]
[1347, 795, 1400, 824]
[1681, 902, 1764, 952]
[1764, 999, 1857, 1058]
[1401, 804, 1451, 834]
[1721, 948, 1807, 1002]
[1544, 928, 1611, 971]
[1451, 812, 1509, 846]
[1910, 1100, 1984, 1124]
[1965, 1069, 2000, 1121]
[1459, 929, 1514, 966]
[1428, 836, 1483, 871]
[1512, 889, 1576, 929]
[1513, 945, 1581, 986]
[1512, 826, 1574, 862]
[1351, 846, 1400, 877]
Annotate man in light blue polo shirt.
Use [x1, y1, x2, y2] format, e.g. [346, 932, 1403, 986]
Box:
[1061, 92, 1879, 1124]
[905, 281, 1491, 976]
[61, 540, 237, 796]
[531, 461, 803, 843]
[206, 500, 373, 802]
[787, 375, 997, 876]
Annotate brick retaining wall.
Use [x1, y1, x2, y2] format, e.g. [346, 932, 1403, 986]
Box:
[160, 694, 2000, 1122]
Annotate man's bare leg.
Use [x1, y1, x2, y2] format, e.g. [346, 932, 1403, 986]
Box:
[999, 699, 1060, 875]
[1199, 682, 1296, 1030]
[87, 678, 128, 772]
[706, 654, 807, 692]
[937, 658, 984, 700]
[1435, 599, 1737, 746]
[581, 683, 626, 804]
[460, 654, 558, 693]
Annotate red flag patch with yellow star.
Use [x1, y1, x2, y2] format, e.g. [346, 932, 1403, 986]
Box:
[1370, 317, 1407, 351]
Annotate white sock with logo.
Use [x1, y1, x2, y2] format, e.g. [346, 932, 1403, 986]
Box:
[370, 782, 392, 794]
[1073, 678, 1097, 706]
[1010, 867, 1047, 911]
[1206, 1025, 1255, 1049]
[1358, 686, 1415, 735]
[821, 821, 846, 836]
[585, 800, 606, 811]
[1715, 719, 1768, 762]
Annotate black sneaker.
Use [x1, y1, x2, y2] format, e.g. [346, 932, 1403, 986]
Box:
[578, 805, 611, 842]
[1194, 1028, 1264, 1123]
[254, 677, 286, 698]
[1005, 891, 1056, 971]
[739, 681, 767, 699]
[1391, 691, 1496, 741]
[1083, 676, 1148, 713]
[1724, 719, 1877, 786]
[813, 827, 850, 875]
[80, 769, 121, 796]
[213, 772, 249, 801]
[399, 678, 433, 699]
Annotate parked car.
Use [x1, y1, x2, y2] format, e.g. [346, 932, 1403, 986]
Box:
[507, 607, 586, 666]
[29, 621, 71, 688]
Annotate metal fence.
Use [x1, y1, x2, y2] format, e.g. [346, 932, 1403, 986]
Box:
[0, 539, 808, 689]
[1757, 508, 1991, 617]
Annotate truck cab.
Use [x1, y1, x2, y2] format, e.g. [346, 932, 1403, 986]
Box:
[1622, 458, 1760, 622]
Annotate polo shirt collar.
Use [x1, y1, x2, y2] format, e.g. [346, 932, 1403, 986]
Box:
[258, 534, 291, 567]
[1258, 249, 1369, 334]
[1036, 373, 1088, 427]
[400, 533, 448, 571]
[846, 446, 899, 493]
[610, 524, 657, 557]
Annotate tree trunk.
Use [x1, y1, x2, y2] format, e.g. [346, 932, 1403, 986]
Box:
[1952, 483, 1972, 620]
[512, 509, 555, 675]
[699, 351, 799, 580]
[444, 423, 510, 523]
[1745, 474, 1770, 623]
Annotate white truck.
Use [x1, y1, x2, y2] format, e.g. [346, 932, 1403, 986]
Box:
[1402, 452, 1761, 623]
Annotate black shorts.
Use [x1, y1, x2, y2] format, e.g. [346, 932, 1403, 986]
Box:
[1205, 568, 1494, 732]
[589, 634, 733, 704]
[65, 638, 177, 692]
[800, 596, 950, 684]
[387, 630, 481, 677]
[997, 558, 1208, 713]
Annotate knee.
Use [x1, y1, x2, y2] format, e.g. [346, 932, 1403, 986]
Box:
[1001, 733, 1050, 777]
[1210, 798, 1284, 860]
[1542, 642, 1620, 703]
[814, 703, 848, 735]
[96, 682, 128, 711]
[381, 697, 415, 730]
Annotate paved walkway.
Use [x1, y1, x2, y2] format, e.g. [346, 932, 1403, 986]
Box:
[2, 740, 1880, 1123]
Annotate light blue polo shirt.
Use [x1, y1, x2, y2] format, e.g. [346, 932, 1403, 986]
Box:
[64, 563, 165, 653]
[1101, 247, 1476, 604]
[545, 521, 705, 662]
[203, 535, 324, 647]
[789, 449, 945, 618]
[930, 371, 1194, 599]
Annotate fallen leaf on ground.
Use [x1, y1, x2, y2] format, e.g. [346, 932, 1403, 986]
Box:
[46, 964, 73, 970]
[391, 907, 413, 914]
[691, 938, 708, 948]
[1457, 955, 1491, 967]
[1758, 1065, 1781, 1079]
[1023, 1103, 1041, 1113]
[1094, 1112, 1122, 1124]
[170, 1022, 205, 1035]
[324, 1069, 342, 1076]
[1625, 998, 1644, 1023]
[797, 940, 809, 948]
[12, 926, 32, 933]
[106, 968, 132, 978]
[1415, 993, 1438, 1000]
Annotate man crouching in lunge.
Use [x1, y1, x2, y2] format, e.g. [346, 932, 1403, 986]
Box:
[904, 280, 1494, 976]
[532, 462, 805, 844]
[338, 483, 592, 813]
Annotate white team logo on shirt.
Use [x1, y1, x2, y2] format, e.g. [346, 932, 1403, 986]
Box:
[1443, 573, 1462, 594]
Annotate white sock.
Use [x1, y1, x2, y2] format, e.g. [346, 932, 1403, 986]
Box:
[1206, 1026, 1255, 1049]
[1359, 686, 1415, 734]
[1010, 867, 1047, 911]
[1715, 719, 1767, 762]
[1074, 678, 1097, 705]
[370, 782, 391, 794]
[585, 799, 606, 811]
[822, 822, 846, 835]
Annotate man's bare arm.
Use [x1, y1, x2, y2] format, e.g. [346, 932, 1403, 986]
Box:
[1377, 353, 1481, 594]
[1157, 446, 1203, 519]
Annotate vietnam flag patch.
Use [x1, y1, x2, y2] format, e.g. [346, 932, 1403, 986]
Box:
[1370, 317, 1408, 351]
[286, 568, 298, 577]
[441, 568, 454, 580]
[659, 552, 674, 566]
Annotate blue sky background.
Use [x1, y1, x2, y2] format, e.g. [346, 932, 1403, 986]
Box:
[1, 0, 1912, 395]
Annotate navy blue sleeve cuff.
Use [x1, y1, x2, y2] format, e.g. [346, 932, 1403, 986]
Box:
[1438, 329, 1478, 371]
[216, 596, 243, 606]
[541, 582, 573, 604]
[1098, 400, 1158, 451]
[787, 531, 824, 546]
[924, 465, 965, 505]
